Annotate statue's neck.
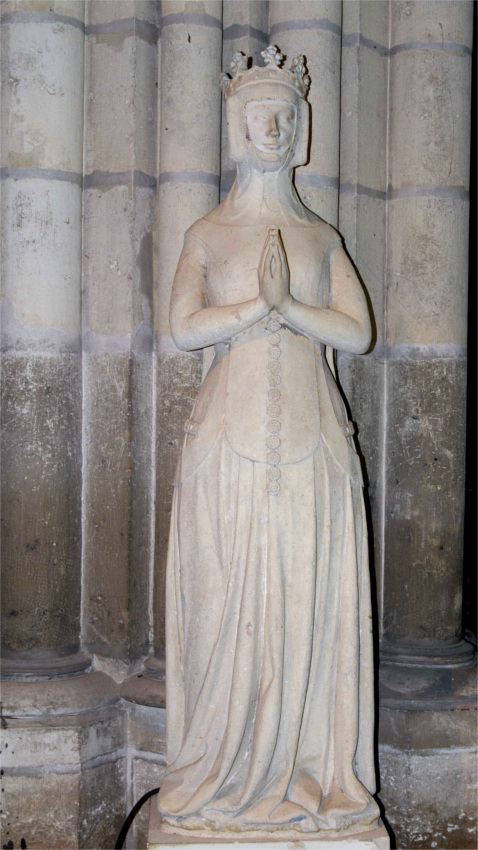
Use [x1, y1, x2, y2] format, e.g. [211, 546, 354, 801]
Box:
[208, 160, 317, 227]
[230, 162, 306, 225]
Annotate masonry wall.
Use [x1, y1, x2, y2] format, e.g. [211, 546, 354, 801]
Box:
[1, 2, 475, 848]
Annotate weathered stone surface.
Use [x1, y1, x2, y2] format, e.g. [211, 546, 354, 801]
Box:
[1, 671, 119, 716]
[340, 47, 388, 193]
[1, 17, 84, 172]
[131, 759, 166, 850]
[387, 198, 469, 346]
[79, 759, 127, 848]
[379, 664, 477, 747]
[86, 0, 158, 27]
[389, 51, 471, 190]
[390, 0, 474, 50]
[160, 2, 222, 175]
[1, 1, 85, 17]
[1, 773, 80, 849]
[382, 357, 466, 646]
[82, 352, 131, 656]
[84, 33, 157, 176]
[153, 353, 202, 653]
[337, 353, 386, 615]
[1, 354, 81, 652]
[129, 351, 156, 656]
[379, 742, 477, 849]
[2, 178, 82, 340]
[1, 672, 126, 849]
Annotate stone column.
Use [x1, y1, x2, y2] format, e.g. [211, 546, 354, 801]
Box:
[153, 0, 223, 659]
[82, 0, 159, 661]
[220, 0, 269, 199]
[337, 0, 389, 623]
[1, 1, 87, 675]
[269, 0, 342, 227]
[381, 0, 474, 667]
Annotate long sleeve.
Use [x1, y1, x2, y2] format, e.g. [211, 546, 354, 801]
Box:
[280, 241, 372, 355]
[170, 234, 269, 351]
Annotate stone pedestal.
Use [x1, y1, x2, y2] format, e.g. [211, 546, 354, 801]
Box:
[148, 804, 391, 849]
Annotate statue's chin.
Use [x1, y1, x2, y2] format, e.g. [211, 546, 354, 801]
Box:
[249, 143, 292, 172]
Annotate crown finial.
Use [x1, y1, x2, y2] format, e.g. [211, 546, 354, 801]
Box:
[261, 45, 284, 67]
[289, 55, 311, 95]
[230, 51, 248, 75]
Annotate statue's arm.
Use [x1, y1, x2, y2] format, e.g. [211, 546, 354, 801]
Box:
[170, 235, 270, 351]
[279, 243, 371, 354]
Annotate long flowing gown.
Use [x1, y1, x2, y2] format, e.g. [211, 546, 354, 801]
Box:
[157, 169, 381, 838]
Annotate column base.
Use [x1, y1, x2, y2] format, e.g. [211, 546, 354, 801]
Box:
[144, 653, 166, 679]
[379, 637, 475, 668]
[379, 658, 477, 848]
[1, 646, 92, 679]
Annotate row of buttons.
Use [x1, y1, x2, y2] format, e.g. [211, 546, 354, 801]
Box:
[266, 316, 282, 495]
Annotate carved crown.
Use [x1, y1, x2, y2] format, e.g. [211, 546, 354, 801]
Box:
[220, 45, 311, 101]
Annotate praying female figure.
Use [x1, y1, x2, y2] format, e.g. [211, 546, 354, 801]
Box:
[156, 47, 381, 839]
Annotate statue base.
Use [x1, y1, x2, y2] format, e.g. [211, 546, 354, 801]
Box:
[147, 803, 391, 849]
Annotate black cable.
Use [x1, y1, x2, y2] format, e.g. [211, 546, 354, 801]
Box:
[114, 786, 160, 849]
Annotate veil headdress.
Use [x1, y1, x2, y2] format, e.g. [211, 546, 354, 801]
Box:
[221, 45, 311, 169]
[211, 46, 316, 226]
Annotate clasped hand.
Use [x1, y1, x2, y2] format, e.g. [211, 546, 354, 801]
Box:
[258, 226, 292, 314]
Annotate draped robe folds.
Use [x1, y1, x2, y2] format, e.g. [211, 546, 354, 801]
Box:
[156, 163, 381, 838]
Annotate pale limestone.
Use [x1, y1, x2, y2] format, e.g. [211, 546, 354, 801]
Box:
[154, 50, 381, 842]
[86, 0, 157, 26]
[83, 185, 134, 336]
[354, 0, 389, 46]
[159, 38, 222, 174]
[339, 47, 387, 191]
[1, 20, 85, 172]
[2, 178, 82, 335]
[1, 1, 85, 18]
[389, 50, 471, 190]
[84, 35, 157, 176]
[387, 197, 469, 345]
[390, 0, 474, 50]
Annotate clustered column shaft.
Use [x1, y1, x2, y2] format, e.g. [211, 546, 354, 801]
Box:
[381, 0, 473, 665]
[81, 0, 159, 661]
[153, 0, 223, 657]
[1, 1, 86, 674]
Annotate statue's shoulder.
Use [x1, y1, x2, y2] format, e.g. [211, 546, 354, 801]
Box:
[297, 205, 343, 244]
[185, 211, 221, 245]
[306, 215, 343, 255]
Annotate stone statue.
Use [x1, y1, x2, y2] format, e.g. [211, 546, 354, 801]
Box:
[156, 47, 381, 840]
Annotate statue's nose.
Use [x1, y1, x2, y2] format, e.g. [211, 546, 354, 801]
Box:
[266, 120, 280, 137]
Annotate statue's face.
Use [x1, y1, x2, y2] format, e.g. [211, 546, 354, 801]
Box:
[245, 100, 296, 160]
